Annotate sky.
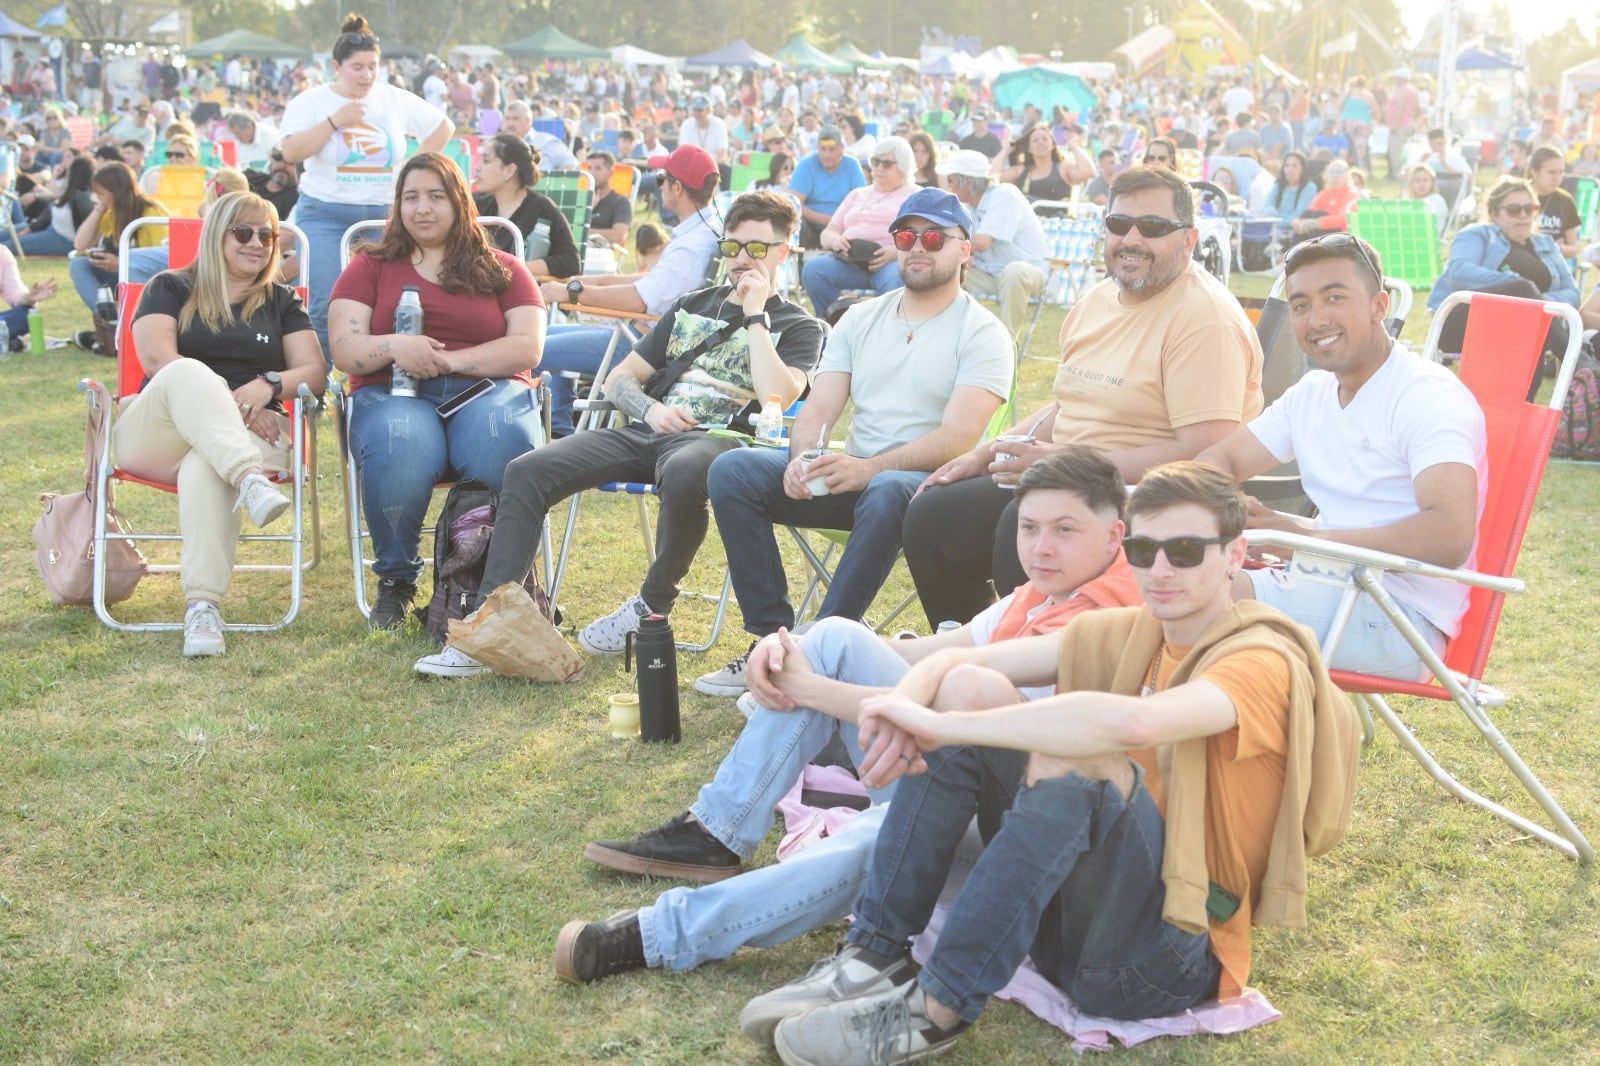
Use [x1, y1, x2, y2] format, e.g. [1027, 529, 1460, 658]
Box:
[1391, 0, 1596, 42]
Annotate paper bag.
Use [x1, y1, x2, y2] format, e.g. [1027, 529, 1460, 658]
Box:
[447, 582, 585, 682]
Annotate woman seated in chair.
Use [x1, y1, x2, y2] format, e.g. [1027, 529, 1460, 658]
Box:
[3, 154, 95, 257]
[329, 151, 546, 631]
[800, 135, 918, 319]
[998, 124, 1093, 204]
[1404, 163, 1450, 238]
[68, 162, 169, 348]
[1287, 158, 1358, 246]
[113, 192, 325, 658]
[473, 133, 579, 278]
[1427, 178, 1579, 401]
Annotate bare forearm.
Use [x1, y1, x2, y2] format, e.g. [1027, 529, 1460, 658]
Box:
[783, 674, 890, 724]
[929, 691, 1141, 756]
[864, 424, 987, 476]
[278, 124, 332, 163]
[441, 334, 541, 377]
[604, 371, 656, 422]
[1309, 510, 1473, 568]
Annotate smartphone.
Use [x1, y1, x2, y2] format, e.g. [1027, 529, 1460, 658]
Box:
[436, 378, 494, 418]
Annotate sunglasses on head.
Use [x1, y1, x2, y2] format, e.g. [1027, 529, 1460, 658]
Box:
[1283, 231, 1383, 286]
[1498, 202, 1536, 217]
[717, 238, 774, 259]
[890, 228, 956, 252]
[1122, 534, 1227, 569]
[1104, 214, 1190, 239]
[228, 225, 278, 246]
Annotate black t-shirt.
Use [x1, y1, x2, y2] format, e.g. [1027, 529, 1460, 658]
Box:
[1501, 239, 1552, 294]
[474, 190, 580, 277]
[590, 189, 634, 235]
[959, 131, 1002, 158]
[1537, 189, 1580, 243]
[133, 272, 313, 391]
[633, 285, 825, 427]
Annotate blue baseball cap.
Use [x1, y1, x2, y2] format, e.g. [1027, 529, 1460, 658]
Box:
[889, 188, 973, 237]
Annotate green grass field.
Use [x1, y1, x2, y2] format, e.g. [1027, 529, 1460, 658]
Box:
[4, 248, 1600, 1064]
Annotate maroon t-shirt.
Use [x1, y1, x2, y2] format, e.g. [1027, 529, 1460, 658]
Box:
[331, 247, 544, 392]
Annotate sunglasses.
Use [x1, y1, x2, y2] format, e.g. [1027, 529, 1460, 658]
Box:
[890, 228, 956, 252]
[228, 225, 278, 246]
[717, 238, 774, 259]
[870, 156, 898, 168]
[1122, 534, 1228, 569]
[1104, 214, 1190, 238]
[1498, 202, 1536, 218]
[1283, 232, 1383, 286]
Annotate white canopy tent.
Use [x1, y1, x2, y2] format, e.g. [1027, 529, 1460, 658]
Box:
[610, 44, 680, 72]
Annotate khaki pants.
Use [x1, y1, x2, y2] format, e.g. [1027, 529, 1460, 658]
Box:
[110, 359, 289, 604]
[964, 262, 1045, 343]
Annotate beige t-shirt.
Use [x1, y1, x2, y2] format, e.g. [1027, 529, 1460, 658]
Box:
[1051, 262, 1263, 450]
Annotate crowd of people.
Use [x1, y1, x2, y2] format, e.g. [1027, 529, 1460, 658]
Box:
[22, 16, 1600, 1062]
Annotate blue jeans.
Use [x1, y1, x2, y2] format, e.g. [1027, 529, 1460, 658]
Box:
[644, 616, 902, 968]
[348, 376, 543, 582]
[708, 447, 925, 636]
[1, 226, 74, 256]
[69, 246, 168, 311]
[801, 252, 902, 316]
[848, 748, 1221, 1023]
[540, 322, 644, 437]
[290, 193, 389, 362]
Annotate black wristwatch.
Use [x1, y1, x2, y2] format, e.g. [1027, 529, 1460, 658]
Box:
[566, 279, 584, 303]
[256, 371, 283, 398]
[743, 312, 771, 332]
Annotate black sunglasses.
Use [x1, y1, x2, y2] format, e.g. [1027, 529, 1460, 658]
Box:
[1283, 232, 1383, 286]
[870, 156, 899, 168]
[890, 228, 955, 252]
[1104, 214, 1190, 239]
[1498, 202, 1536, 218]
[1122, 534, 1227, 569]
[718, 238, 774, 260]
[228, 225, 278, 246]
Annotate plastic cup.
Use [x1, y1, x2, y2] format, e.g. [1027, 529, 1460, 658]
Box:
[800, 449, 830, 496]
[993, 434, 1033, 463]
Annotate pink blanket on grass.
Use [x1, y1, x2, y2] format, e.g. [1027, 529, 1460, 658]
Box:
[775, 766, 1282, 1052]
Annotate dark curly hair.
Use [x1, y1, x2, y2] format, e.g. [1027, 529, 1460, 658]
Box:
[364, 152, 512, 295]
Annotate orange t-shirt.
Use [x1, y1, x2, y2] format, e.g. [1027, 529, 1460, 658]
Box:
[1131, 644, 1290, 1000]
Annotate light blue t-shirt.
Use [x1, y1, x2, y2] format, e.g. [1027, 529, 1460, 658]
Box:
[789, 152, 866, 217]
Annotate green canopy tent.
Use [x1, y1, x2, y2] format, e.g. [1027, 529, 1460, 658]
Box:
[830, 42, 896, 71]
[775, 34, 852, 73]
[502, 26, 608, 61]
[991, 65, 1097, 117]
[182, 29, 312, 59]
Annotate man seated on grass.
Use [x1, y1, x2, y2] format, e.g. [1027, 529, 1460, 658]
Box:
[1195, 233, 1486, 681]
[553, 447, 1139, 987]
[751, 462, 1358, 1066]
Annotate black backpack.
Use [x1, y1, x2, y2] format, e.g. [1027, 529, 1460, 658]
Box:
[414, 479, 554, 643]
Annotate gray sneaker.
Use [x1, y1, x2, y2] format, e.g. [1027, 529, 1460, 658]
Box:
[739, 942, 918, 1045]
[577, 594, 651, 655]
[183, 603, 225, 658]
[773, 982, 966, 1066]
[233, 472, 290, 528]
[695, 639, 758, 696]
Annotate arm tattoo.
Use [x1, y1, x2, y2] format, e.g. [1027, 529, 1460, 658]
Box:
[609, 372, 656, 422]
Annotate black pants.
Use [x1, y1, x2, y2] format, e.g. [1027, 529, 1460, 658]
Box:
[1438, 276, 1567, 401]
[902, 477, 1028, 628]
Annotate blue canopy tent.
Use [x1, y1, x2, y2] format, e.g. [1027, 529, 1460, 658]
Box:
[687, 39, 778, 68]
[991, 65, 1097, 117]
[0, 10, 42, 37]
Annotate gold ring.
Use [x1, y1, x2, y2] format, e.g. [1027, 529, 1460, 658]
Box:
[898, 754, 912, 765]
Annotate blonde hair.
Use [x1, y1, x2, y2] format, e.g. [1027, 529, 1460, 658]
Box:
[178, 192, 280, 335]
[204, 167, 249, 208]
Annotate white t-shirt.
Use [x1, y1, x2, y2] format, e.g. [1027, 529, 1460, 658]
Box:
[972, 182, 1047, 275]
[282, 83, 448, 204]
[965, 591, 1056, 700]
[1246, 344, 1487, 634]
[820, 290, 1014, 459]
[678, 116, 728, 158]
[422, 74, 446, 108]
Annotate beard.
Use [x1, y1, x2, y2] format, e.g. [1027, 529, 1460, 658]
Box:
[1111, 247, 1187, 295]
[901, 255, 959, 293]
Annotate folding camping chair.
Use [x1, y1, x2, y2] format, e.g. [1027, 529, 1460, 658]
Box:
[333, 217, 551, 620]
[85, 217, 320, 633]
[538, 168, 595, 249]
[1189, 180, 1232, 288]
[1245, 292, 1593, 864]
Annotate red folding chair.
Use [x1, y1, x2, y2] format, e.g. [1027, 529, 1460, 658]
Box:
[1246, 292, 1592, 863]
[86, 217, 321, 634]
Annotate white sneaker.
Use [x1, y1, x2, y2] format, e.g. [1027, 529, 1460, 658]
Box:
[695, 640, 757, 696]
[414, 645, 488, 678]
[577, 594, 652, 655]
[183, 603, 225, 657]
[234, 472, 290, 528]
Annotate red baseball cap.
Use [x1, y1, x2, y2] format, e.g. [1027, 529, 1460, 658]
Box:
[647, 144, 720, 191]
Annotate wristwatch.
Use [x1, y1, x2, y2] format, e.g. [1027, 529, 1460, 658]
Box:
[743, 312, 771, 331]
[256, 371, 283, 398]
[566, 279, 585, 303]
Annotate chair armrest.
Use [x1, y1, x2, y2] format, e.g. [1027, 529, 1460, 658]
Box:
[1243, 528, 1524, 594]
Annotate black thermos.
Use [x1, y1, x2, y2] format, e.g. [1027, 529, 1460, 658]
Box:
[632, 614, 681, 743]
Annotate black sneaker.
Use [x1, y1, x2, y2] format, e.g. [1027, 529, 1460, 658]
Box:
[369, 578, 417, 631]
[72, 329, 99, 353]
[583, 812, 743, 882]
[554, 909, 646, 985]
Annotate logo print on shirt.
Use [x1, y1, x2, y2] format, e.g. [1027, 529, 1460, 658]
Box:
[256, 333, 270, 343]
[335, 123, 396, 171]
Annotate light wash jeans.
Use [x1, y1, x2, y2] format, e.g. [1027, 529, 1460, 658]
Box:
[289, 193, 389, 362]
[69, 246, 168, 311]
[708, 447, 926, 637]
[800, 252, 902, 316]
[640, 617, 901, 970]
